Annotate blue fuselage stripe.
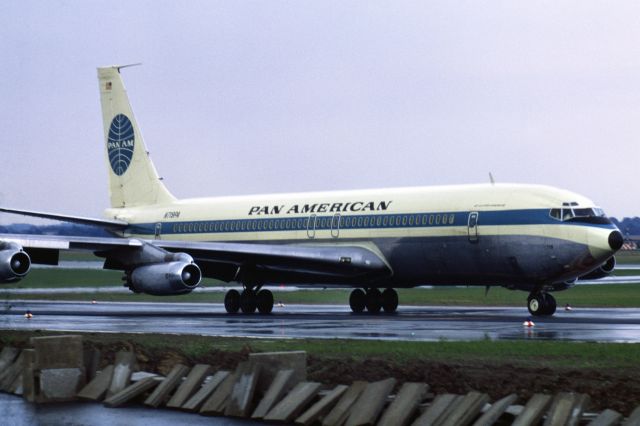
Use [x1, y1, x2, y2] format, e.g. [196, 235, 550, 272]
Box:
[125, 209, 616, 236]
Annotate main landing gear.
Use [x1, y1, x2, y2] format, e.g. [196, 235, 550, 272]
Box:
[224, 287, 274, 314]
[527, 291, 557, 316]
[349, 288, 398, 314]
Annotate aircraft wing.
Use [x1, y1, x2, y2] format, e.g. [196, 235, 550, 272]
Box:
[0, 233, 392, 284]
[0, 207, 128, 230]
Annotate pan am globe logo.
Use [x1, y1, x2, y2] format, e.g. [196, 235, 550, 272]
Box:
[107, 114, 135, 176]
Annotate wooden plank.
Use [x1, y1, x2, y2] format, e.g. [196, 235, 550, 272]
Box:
[252, 369, 296, 419]
[199, 370, 238, 415]
[323, 381, 368, 426]
[103, 376, 161, 408]
[346, 377, 397, 426]
[264, 381, 322, 423]
[567, 394, 590, 426]
[623, 405, 640, 425]
[378, 382, 428, 426]
[588, 409, 623, 426]
[182, 370, 229, 412]
[0, 351, 24, 392]
[0, 347, 20, 371]
[144, 364, 189, 408]
[543, 393, 587, 426]
[296, 384, 349, 426]
[512, 394, 553, 426]
[412, 394, 462, 426]
[225, 363, 262, 417]
[166, 364, 211, 409]
[21, 350, 35, 402]
[106, 351, 136, 398]
[77, 365, 115, 401]
[472, 393, 518, 426]
[439, 391, 490, 426]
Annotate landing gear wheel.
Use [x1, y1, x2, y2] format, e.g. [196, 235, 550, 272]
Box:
[256, 289, 274, 314]
[240, 289, 257, 314]
[349, 289, 366, 313]
[366, 288, 382, 313]
[542, 293, 556, 316]
[527, 292, 556, 316]
[527, 293, 544, 316]
[381, 288, 398, 313]
[224, 289, 240, 314]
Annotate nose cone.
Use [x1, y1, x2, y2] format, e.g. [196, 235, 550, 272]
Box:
[608, 230, 623, 251]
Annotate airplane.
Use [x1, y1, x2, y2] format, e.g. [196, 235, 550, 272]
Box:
[0, 65, 623, 316]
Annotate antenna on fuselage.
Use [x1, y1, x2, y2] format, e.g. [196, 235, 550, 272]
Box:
[489, 173, 495, 185]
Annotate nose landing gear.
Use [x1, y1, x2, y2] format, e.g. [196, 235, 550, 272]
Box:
[527, 292, 557, 316]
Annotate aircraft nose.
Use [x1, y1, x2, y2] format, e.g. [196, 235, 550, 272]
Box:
[608, 230, 623, 251]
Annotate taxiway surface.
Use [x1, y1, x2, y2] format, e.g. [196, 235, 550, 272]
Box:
[1, 300, 640, 342]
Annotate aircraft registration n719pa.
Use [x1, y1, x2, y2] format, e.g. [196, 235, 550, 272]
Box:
[0, 65, 623, 316]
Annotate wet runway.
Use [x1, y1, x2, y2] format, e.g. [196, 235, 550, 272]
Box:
[1, 300, 640, 342]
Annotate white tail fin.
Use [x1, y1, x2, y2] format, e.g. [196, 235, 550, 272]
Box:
[97, 65, 175, 208]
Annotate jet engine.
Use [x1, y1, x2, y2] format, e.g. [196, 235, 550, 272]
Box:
[579, 256, 616, 280]
[0, 242, 31, 283]
[129, 260, 201, 295]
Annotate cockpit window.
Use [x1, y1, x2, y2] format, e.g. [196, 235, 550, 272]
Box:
[549, 206, 607, 222]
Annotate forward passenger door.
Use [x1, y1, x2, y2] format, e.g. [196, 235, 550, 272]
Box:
[467, 212, 479, 243]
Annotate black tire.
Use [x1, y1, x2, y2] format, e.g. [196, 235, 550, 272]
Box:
[542, 293, 557, 316]
[349, 289, 366, 313]
[381, 288, 398, 313]
[224, 289, 240, 314]
[256, 289, 274, 314]
[240, 289, 257, 314]
[366, 288, 382, 313]
[527, 293, 545, 316]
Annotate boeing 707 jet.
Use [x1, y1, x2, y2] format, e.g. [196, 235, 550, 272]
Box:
[0, 65, 623, 316]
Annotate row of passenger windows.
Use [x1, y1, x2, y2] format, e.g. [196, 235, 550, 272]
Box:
[170, 213, 457, 234]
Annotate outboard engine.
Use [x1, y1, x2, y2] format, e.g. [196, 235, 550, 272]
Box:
[0, 242, 31, 283]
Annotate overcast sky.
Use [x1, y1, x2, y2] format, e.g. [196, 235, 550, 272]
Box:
[1, 1, 639, 219]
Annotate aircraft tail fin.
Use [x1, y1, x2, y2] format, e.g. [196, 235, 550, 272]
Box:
[97, 65, 176, 208]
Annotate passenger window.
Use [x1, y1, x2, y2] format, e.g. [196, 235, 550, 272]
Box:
[345, 217, 351, 227]
[357, 217, 363, 227]
[435, 215, 441, 225]
[395, 216, 401, 226]
[409, 215, 414, 226]
[449, 214, 455, 224]
[422, 215, 428, 225]
[402, 216, 407, 226]
[383, 216, 388, 226]
[364, 217, 370, 227]
[376, 216, 382, 226]
[429, 215, 434, 225]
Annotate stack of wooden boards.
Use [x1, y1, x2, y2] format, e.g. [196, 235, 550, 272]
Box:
[0, 336, 639, 425]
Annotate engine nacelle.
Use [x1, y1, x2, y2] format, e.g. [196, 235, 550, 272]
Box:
[579, 256, 616, 280]
[0, 243, 31, 283]
[130, 261, 202, 295]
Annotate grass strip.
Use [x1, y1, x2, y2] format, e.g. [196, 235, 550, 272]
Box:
[0, 330, 637, 370]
